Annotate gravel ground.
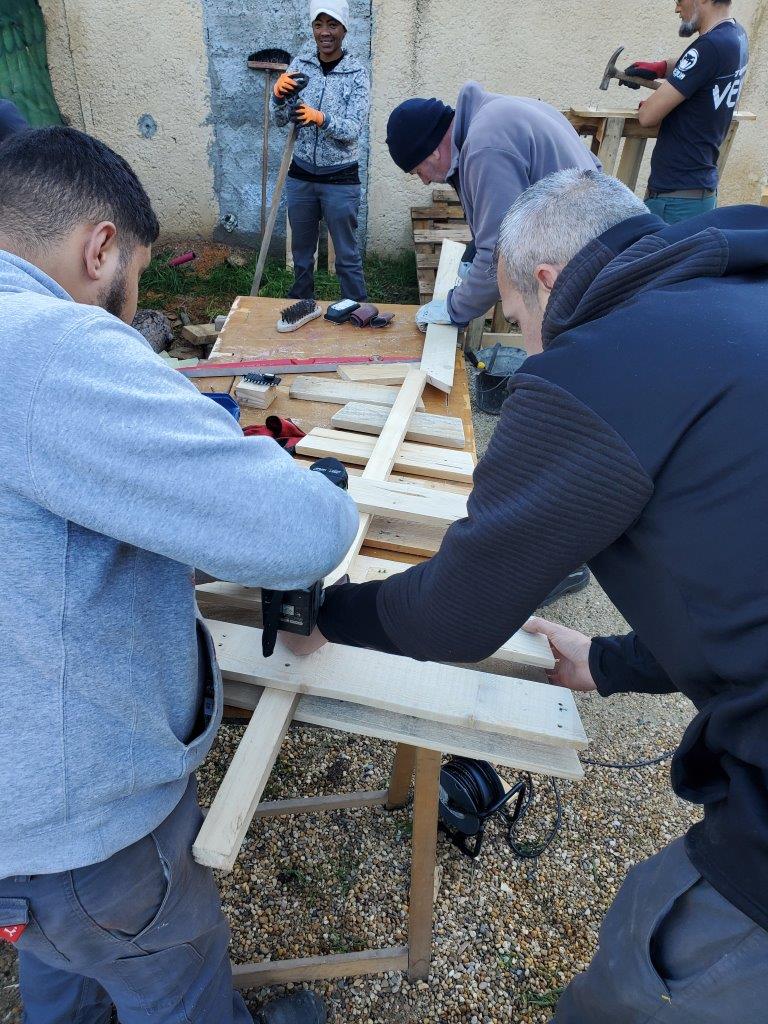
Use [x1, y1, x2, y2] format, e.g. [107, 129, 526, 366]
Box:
[0, 369, 700, 1023]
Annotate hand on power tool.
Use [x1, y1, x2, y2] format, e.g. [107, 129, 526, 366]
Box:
[620, 60, 668, 88]
[290, 102, 325, 128]
[273, 71, 304, 101]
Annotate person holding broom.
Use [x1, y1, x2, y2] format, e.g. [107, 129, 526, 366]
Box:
[271, 1, 370, 303]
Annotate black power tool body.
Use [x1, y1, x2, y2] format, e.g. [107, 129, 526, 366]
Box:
[261, 457, 348, 658]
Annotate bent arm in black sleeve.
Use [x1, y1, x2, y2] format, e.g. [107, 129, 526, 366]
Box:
[589, 632, 678, 696]
[319, 374, 654, 662]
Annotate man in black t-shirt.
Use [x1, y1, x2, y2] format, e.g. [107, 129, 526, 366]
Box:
[623, 0, 748, 224]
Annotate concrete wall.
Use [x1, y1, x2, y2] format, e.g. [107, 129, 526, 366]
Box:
[39, 0, 219, 239]
[39, 1, 768, 251]
[201, 0, 372, 248]
[367, 0, 768, 253]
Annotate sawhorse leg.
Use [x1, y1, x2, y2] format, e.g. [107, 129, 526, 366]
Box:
[386, 743, 416, 809]
[407, 746, 442, 980]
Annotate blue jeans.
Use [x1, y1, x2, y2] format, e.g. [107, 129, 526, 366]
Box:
[645, 194, 717, 224]
[286, 177, 368, 301]
[0, 780, 251, 1023]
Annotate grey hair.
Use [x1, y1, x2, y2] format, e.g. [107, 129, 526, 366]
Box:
[495, 169, 647, 309]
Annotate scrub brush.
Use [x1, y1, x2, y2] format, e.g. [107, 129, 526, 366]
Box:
[276, 299, 323, 333]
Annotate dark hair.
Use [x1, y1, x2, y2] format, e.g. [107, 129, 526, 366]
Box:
[0, 126, 159, 252]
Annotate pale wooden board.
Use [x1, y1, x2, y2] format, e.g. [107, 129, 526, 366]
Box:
[348, 476, 467, 529]
[192, 688, 298, 870]
[197, 555, 555, 672]
[332, 402, 465, 449]
[365, 516, 446, 556]
[325, 369, 429, 585]
[413, 228, 473, 243]
[221, 683, 583, 780]
[420, 240, 464, 394]
[296, 428, 475, 484]
[206, 619, 586, 750]
[568, 106, 755, 121]
[289, 376, 426, 411]
[338, 363, 415, 385]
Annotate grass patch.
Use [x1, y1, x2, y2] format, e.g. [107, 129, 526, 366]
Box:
[139, 248, 420, 320]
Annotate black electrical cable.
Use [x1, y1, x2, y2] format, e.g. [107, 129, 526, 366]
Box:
[500, 746, 675, 862]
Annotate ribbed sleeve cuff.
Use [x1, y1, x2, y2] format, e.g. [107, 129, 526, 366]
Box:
[318, 580, 403, 655]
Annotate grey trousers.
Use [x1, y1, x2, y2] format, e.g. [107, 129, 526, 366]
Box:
[0, 780, 251, 1023]
[286, 176, 368, 302]
[552, 837, 768, 1023]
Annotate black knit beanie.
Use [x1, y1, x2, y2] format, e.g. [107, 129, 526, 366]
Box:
[386, 98, 455, 173]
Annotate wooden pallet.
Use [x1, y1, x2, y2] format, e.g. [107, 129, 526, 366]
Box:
[412, 187, 471, 305]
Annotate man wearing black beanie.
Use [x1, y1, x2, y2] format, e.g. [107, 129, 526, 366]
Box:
[386, 83, 600, 330]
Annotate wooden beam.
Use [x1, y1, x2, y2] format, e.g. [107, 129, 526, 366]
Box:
[233, 946, 409, 989]
[597, 116, 625, 176]
[289, 376, 426, 411]
[253, 790, 388, 819]
[326, 368, 429, 584]
[420, 240, 464, 393]
[338, 363, 416, 385]
[192, 688, 298, 870]
[615, 136, 647, 190]
[222, 683, 584, 780]
[296, 428, 474, 483]
[408, 748, 441, 980]
[332, 402, 465, 449]
[348, 476, 467, 528]
[386, 743, 416, 809]
[206, 620, 587, 749]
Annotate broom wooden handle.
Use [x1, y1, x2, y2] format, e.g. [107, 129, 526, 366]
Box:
[250, 123, 296, 297]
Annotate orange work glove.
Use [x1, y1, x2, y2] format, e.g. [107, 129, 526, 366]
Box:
[290, 103, 325, 128]
[273, 72, 302, 100]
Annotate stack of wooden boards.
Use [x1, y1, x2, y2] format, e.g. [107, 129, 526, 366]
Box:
[193, 239, 588, 879]
[412, 187, 471, 306]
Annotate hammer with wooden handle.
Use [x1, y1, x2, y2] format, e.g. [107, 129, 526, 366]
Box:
[600, 45, 662, 91]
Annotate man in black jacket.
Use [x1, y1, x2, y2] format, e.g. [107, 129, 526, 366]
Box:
[312, 169, 768, 1020]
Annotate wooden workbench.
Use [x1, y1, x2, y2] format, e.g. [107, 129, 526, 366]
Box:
[193, 295, 582, 990]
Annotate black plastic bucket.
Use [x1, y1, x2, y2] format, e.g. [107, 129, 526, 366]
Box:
[471, 343, 528, 415]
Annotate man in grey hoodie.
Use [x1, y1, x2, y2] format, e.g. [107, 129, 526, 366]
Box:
[0, 126, 357, 1023]
[386, 82, 601, 329]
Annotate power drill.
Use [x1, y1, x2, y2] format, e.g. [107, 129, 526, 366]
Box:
[261, 457, 349, 658]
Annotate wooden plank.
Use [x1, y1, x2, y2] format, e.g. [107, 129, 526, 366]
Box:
[615, 136, 647, 190]
[326, 369, 429, 585]
[332, 402, 465, 448]
[408, 747, 441, 980]
[569, 106, 756, 122]
[716, 122, 738, 177]
[289, 376, 426, 411]
[233, 946, 409, 989]
[762, 187, 768, 208]
[222, 683, 584, 780]
[338, 363, 416, 385]
[296, 428, 475, 483]
[597, 116, 625, 176]
[365, 517, 446, 557]
[253, 790, 388, 819]
[386, 744, 416, 809]
[413, 228, 472, 243]
[420, 240, 464, 393]
[480, 332, 525, 349]
[192, 688, 298, 870]
[206, 620, 587, 750]
[182, 323, 218, 345]
[348, 476, 467, 529]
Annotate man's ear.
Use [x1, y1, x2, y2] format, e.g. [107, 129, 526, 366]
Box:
[534, 263, 561, 294]
[83, 221, 118, 282]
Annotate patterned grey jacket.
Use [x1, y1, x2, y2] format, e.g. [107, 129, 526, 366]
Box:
[272, 46, 370, 174]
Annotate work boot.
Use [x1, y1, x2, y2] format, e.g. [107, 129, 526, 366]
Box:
[541, 565, 591, 607]
[253, 990, 327, 1024]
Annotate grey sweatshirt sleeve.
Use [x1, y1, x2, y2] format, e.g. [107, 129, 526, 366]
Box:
[447, 147, 531, 326]
[319, 374, 653, 662]
[323, 69, 370, 142]
[589, 633, 678, 696]
[24, 314, 359, 591]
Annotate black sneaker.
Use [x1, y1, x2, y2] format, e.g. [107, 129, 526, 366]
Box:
[541, 566, 591, 607]
[253, 991, 327, 1024]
